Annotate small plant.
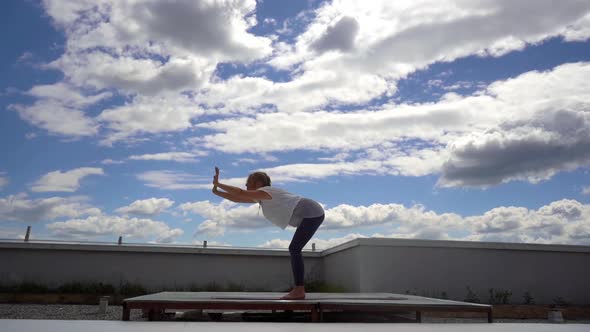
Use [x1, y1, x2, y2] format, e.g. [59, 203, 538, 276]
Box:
[188, 283, 203, 292]
[464, 286, 480, 303]
[119, 281, 147, 296]
[553, 297, 570, 307]
[57, 281, 115, 294]
[225, 282, 245, 292]
[16, 281, 49, 294]
[488, 288, 512, 304]
[204, 281, 222, 291]
[523, 291, 534, 305]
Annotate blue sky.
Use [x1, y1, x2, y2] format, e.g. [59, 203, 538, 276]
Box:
[1, 0, 590, 249]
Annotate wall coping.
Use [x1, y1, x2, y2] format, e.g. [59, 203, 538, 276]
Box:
[320, 237, 590, 256]
[0, 241, 322, 257]
[2, 237, 590, 257]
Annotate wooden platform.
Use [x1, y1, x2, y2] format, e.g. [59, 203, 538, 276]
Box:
[122, 292, 493, 323]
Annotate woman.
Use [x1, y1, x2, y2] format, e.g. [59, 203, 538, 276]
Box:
[212, 167, 324, 300]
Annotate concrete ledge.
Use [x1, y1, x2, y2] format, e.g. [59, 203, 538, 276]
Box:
[2, 237, 589, 257]
[0, 241, 322, 257]
[323, 237, 590, 255]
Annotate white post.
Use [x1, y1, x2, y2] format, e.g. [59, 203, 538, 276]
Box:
[98, 296, 109, 314]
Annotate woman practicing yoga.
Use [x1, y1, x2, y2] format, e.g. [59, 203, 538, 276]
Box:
[212, 167, 324, 300]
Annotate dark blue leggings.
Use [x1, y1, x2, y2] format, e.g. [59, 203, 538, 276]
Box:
[288, 214, 324, 286]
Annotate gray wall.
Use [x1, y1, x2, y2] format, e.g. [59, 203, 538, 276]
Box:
[353, 238, 590, 304]
[2, 238, 590, 304]
[322, 242, 361, 292]
[1, 243, 323, 292]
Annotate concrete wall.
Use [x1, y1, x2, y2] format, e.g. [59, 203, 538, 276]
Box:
[322, 240, 361, 292]
[1, 238, 589, 304]
[0, 242, 323, 292]
[356, 238, 590, 304]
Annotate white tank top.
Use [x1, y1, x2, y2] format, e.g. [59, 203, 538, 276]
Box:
[256, 186, 302, 229]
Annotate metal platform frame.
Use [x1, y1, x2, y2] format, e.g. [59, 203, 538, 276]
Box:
[122, 292, 493, 323]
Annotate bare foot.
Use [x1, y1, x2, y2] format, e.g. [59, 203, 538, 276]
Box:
[280, 286, 305, 300]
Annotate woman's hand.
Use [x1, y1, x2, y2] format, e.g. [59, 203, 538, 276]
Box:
[213, 166, 220, 186]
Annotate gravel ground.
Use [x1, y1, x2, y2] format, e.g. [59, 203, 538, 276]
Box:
[1, 304, 590, 324]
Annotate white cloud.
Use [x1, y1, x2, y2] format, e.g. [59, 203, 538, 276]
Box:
[194, 62, 590, 187]
[101, 159, 125, 165]
[182, 197, 590, 245]
[561, 13, 590, 41]
[115, 198, 175, 216]
[0, 172, 8, 190]
[137, 170, 212, 190]
[438, 63, 590, 187]
[0, 193, 101, 222]
[241, 0, 590, 113]
[582, 186, 590, 195]
[179, 200, 267, 237]
[9, 82, 110, 138]
[41, 0, 272, 97]
[0, 226, 27, 240]
[46, 214, 184, 243]
[17, 0, 588, 152]
[128, 151, 207, 163]
[32, 167, 105, 192]
[97, 94, 204, 146]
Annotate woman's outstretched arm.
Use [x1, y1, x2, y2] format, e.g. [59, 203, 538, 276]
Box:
[212, 186, 255, 203]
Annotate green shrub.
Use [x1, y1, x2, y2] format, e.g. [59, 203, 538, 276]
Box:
[523, 291, 534, 305]
[464, 286, 480, 303]
[57, 281, 115, 294]
[488, 288, 512, 304]
[119, 281, 147, 296]
[204, 281, 223, 291]
[226, 282, 245, 292]
[16, 281, 49, 293]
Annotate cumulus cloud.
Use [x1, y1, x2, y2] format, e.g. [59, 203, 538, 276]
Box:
[101, 159, 125, 165]
[253, 0, 590, 113]
[0, 172, 8, 190]
[183, 197, 590, 246]
[115, 198, 175, 216]
[0, 193, 101, 222]
[46, 214, 184, 243]
[128, 151, 207, 163]
[310, 16, 359, 53]
[16, 0, 271, 141]
[9, 83, 108, 137]
[13, 0, 589, 152]
[179, 200, 267, 237]
[137, 170, 213, 190]
[97, 94, 204, 146]
[438, 63, 590, 187]
[31, 167, 105, 192]
[194, 62, 590, 187]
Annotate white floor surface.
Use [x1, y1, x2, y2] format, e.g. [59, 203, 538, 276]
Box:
[1, 320, 589, 332]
